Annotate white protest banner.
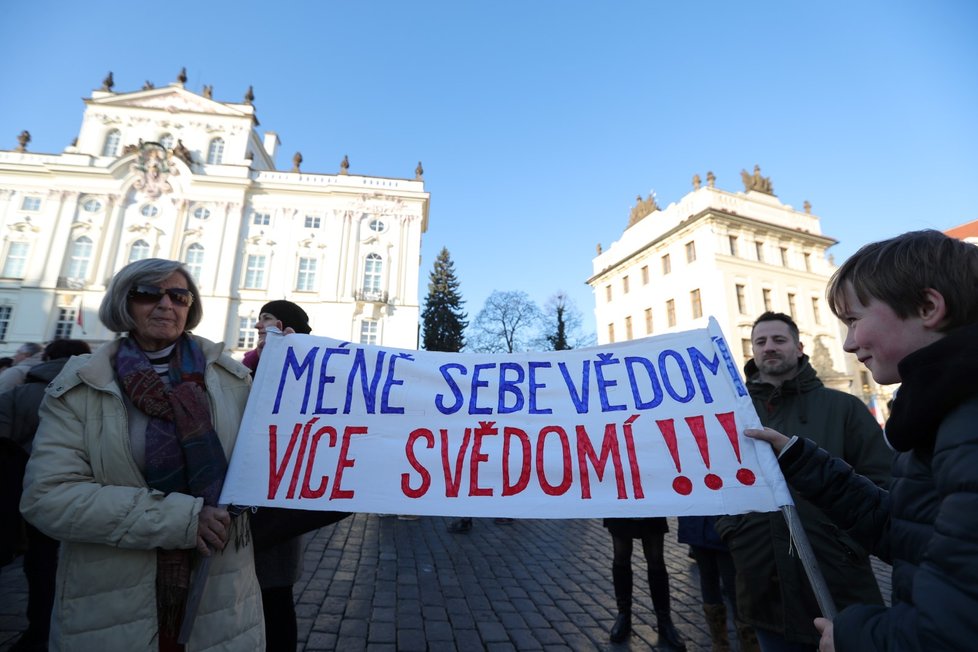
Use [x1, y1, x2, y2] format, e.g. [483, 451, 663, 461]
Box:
[220, 317, 791, 518]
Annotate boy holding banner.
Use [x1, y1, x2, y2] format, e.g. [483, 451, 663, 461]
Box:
[716, 312, 892, 651]
[747, 230, 978, 651]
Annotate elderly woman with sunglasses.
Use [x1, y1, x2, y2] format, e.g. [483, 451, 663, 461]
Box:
[21, 258, 263, 651]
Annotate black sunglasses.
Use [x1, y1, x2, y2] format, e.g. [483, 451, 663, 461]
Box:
[128, 285, 195, 307]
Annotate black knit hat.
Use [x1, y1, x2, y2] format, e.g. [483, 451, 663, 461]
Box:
[260, 300, 311, 334]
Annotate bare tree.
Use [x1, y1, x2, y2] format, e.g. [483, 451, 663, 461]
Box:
[468, 290, 541, 353]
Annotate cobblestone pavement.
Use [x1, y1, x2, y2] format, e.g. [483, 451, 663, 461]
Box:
[1, 515, 892, 651]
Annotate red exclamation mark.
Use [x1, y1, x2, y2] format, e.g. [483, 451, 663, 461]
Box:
[715, 411, 756, 486]
[655, 419, 692, 495]
[685, 415, 723, 490]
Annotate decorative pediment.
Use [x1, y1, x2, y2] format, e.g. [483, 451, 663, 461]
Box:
[91, 87, 252, 118]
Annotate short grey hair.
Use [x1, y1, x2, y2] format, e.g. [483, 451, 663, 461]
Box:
[99, 258, 203, 333]
[17, 342, 42, 357]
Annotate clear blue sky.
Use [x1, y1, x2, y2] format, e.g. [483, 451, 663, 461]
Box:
[1, 1, 975, 339]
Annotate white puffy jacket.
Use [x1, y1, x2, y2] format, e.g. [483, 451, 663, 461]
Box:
[21, 336, 264, 651]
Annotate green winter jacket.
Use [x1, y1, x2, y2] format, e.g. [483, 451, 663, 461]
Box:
[715, 355, 892, 645]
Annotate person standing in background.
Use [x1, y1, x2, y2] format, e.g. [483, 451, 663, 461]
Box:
[1, 339, 91, 652]
[244, 300, 312, 652]
[0, 343, 43, 393]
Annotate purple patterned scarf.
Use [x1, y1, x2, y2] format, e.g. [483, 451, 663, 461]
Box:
[115, 334, 227, 638]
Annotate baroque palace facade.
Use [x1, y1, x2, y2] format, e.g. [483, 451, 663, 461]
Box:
[589, 167, 876, 403]
[0, 72, 429, 355]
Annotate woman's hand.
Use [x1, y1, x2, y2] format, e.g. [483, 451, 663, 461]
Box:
[196, 505, 231, 556]
[744, 427, 791, 454]
[255, 322, 296, 357]
[815, 618, 835, 652]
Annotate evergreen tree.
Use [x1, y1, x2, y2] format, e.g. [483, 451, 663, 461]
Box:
[421, 247, 467, 352]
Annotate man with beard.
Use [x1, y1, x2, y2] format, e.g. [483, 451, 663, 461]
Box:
[715, 312, 892, 652]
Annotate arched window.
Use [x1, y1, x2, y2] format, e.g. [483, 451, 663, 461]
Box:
[67, 236, 93, 279]
[206, 137, 225, 164]
[185, 243, 204, 281]
[159, 133, 174, 150]
[363, 253, 383, 294]
[102, 129, 121, 157]
[2, 241, 29, 278]
[129, 240, 150, 263]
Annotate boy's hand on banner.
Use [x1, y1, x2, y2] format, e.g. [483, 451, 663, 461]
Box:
[815, 617, 835, 652]
[744, 427, 791, 454]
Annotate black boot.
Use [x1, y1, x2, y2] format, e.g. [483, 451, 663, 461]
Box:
[610, 563, 632, 642]
[655, 612, 687, 651]
[610, 612, 631, 643]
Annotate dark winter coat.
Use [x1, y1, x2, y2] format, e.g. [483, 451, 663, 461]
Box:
[0, 358, 70, 564]
[777, 324, 978, 651]
[715, 354, 893, 644]
[0, 358, 69, 453]
[677, 515, 725, 551]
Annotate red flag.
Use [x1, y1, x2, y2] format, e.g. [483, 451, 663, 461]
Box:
[76, 300, 86, 335]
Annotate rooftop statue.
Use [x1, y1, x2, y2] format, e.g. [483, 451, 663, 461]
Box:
[177, 67, 187, 84]
[101, 71, 114, 92]
[415, 161, 424, 180]
[628, 192, 659, 227]
[15, 130, 30, 152]
[292, 152, 303, 173]
[706, 170, 716, 188]
[741, 164, 774, 195]
[340, 155, 349, 175]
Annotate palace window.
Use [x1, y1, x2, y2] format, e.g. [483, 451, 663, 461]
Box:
[0, 306, 11, 341]
[296, 257, 317, 291]
[622, 276, 630, 294]
[762, 288, 772, 312]
[625, 315, 633, 340]
[244, 254, 266, 289]
[641, 265, 649, 284]
[185, 243, 204, 282]
[252, 212, 270, 226]
[360, 319, 378, 345]
[685, 240, 697, 263]
[102, 129, 121, 157]
[140, 204, 159, 217]
[666, 299, 676, 327]
[53, 307, 77, 340]
[690, 289, 703, 319]
[159, 133, 174, 150]
[812, 296, 822, 324]
[728, 235, 739, 256]
[193, 206, 211, 220]
[206, 137, 225, 164]
[66, 236, 93, 279]
[237, 316, 257, 349]
[735, 284, 747, 314]
[662, 253, 671, 275]
[363, 253, 383, 293]
[82, 198, 102, 212]
[787, 293, 797, 319]
[304, 215, 321, 229]
[128, 240, 150, 263]
[645, 308, 653, 334]
[607, 323, 615, 343]
[21, 196, 41, 211]
[2, 242, 29, 278]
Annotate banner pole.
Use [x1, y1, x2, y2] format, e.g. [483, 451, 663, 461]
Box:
[781, 504, 837, 620]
